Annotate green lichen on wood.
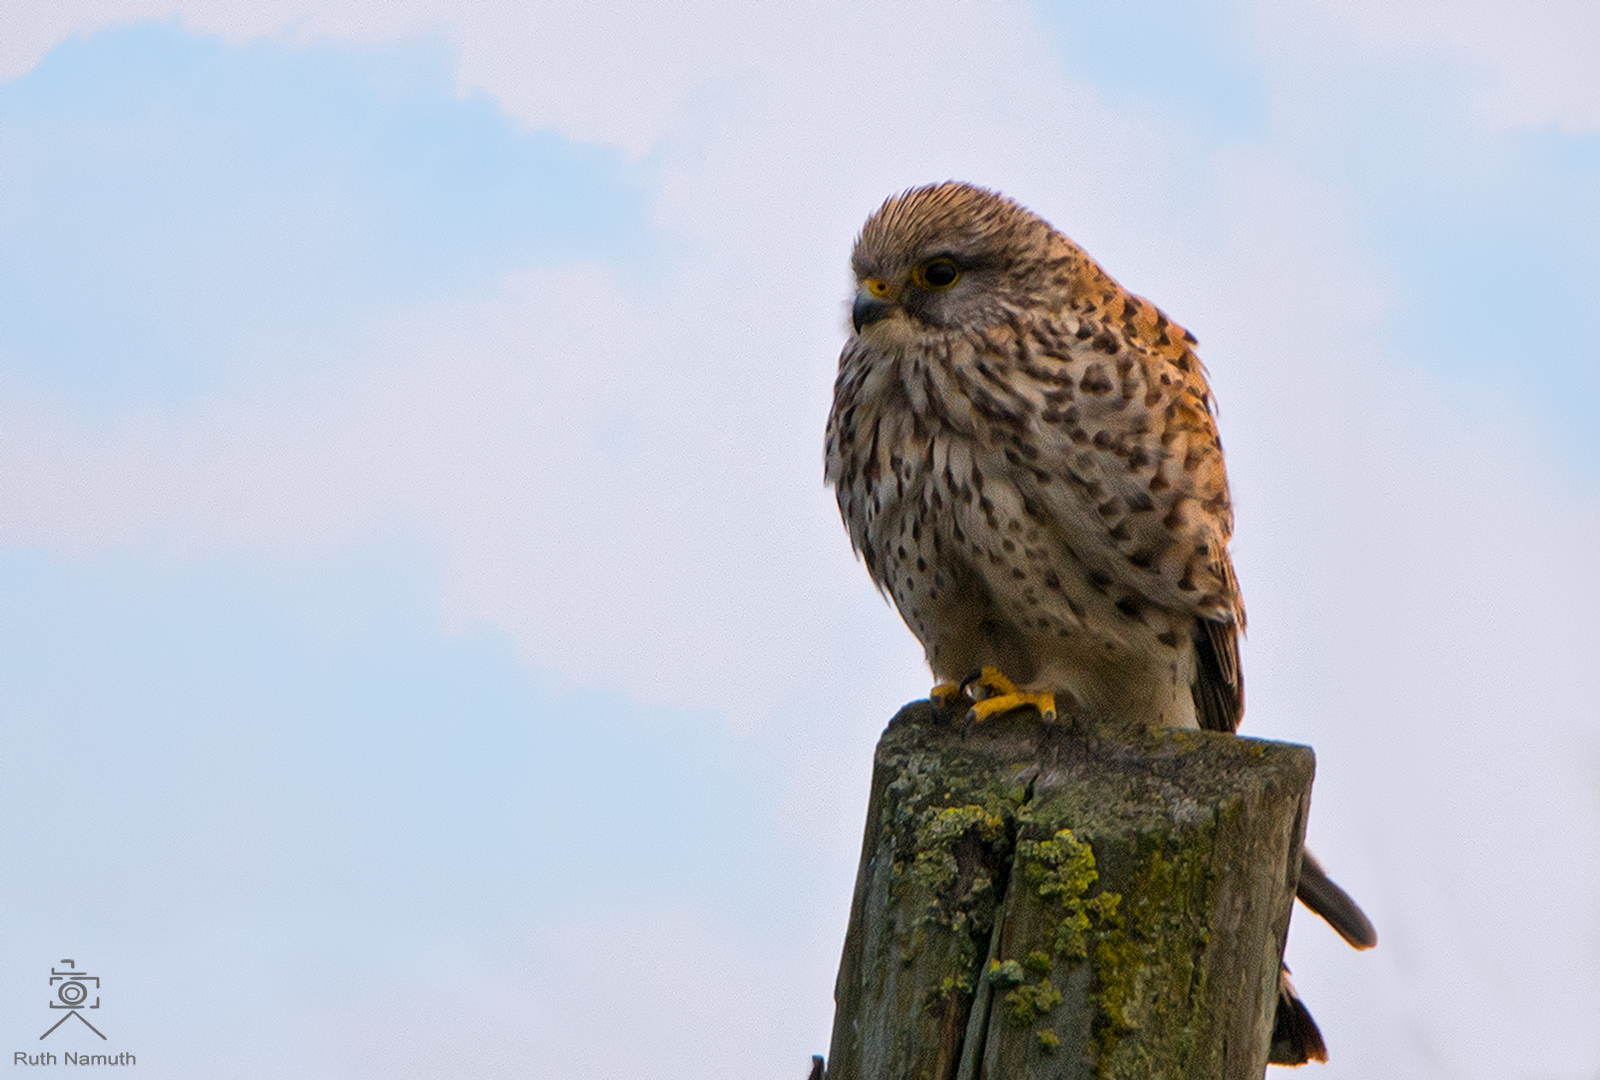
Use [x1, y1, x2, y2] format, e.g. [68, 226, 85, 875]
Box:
[981, 822, 1221, 1077]
[978, 826, 1126, 1041]
[1004, 978, 1064, 1027]
[909, 804, 1007, 901]
[987, 953, 1063, 1028]
[881, 741, 1030, 1005]
[1087, 844, 1216, 1077]
[1017, 827, 1123, 960]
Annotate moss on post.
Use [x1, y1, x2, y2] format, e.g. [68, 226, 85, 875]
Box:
[826, 702, 1313, 1080]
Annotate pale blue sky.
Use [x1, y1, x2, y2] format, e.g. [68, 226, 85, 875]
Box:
[1, 3, 1596, 1077]
[0, 23, 651, 405]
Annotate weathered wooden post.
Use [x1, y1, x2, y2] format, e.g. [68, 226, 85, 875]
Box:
[826, 701, 1314, 1080]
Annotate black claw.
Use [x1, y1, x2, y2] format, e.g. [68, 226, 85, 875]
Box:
[959, 706, 980, 738]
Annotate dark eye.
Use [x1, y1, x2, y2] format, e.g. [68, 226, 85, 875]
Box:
[914, 258, 961, 290]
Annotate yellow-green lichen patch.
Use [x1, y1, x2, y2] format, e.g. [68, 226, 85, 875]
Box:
[1005, 979, 1063, 1027]
[976, 827, 1123, 1049]
[881, 744, 1031, 1013]
[1087, 845, 1215, 1077]
[1017, 828, 1122, 960]
[898, 801, 1009, 997]
[909, 805, 1007, 898]
[988, 953, 1061, 1028]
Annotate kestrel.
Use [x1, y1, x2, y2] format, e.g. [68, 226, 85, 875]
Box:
[825, 182, 1373, 1064]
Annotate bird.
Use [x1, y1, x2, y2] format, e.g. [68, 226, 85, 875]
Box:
[824, 181, 1374, 1065]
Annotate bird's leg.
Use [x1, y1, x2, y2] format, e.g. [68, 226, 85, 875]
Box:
[960, 666, 1057, 723]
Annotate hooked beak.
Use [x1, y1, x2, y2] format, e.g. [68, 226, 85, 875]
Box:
[852, 281, 896, 333]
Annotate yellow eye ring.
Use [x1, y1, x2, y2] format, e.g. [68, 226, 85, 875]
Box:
[864, 277, 893, 299]
[911, 258, 961, 290]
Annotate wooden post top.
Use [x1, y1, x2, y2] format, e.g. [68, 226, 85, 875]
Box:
[828, 702, 1315, 1080]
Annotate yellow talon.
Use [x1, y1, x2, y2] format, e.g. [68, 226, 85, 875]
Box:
[964, 666, 1019, 698]
[960, 667, 1057, 724]
[965, 691, 1057, 724]
[929, 681, 962, 710]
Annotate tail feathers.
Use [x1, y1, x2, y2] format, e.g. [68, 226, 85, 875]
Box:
[807, 1055, 824, 1080]
[1296, 850, 1377, 950]
[1269, 967, 1328, 1066]
[1192, 616, 1243, 734]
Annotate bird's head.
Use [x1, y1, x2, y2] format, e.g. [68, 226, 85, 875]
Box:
[848, 182, 1062, 337]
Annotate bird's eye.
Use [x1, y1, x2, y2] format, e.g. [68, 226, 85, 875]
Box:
[913, 258, 961, 290]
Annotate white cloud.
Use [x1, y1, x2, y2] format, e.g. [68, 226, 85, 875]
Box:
[1282, 0, 1600, 133]
[317, 909, 834, 1080]
[8, 0, 1600, 143]
[0, 263, 919, 729]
